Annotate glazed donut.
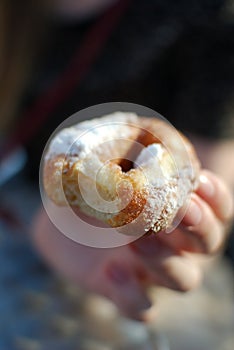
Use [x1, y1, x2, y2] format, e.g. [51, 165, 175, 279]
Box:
[43, 112, 200, 235]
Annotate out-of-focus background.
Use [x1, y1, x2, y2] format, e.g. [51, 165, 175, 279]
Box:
[0, 0, 234, 349]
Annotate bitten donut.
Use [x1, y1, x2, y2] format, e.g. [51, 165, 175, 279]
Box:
[43, 112, 200, 235]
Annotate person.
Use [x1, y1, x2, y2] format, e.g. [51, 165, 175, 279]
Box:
[33, 169, 233, 319]
[1, 0, 234, 320]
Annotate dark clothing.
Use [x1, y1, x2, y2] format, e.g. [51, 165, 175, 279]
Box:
[21, 0, 234, 179]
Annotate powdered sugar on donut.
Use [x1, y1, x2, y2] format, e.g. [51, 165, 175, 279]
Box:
[134, 143, 164, 167]
[141, 166, 193, 233]
[45, 112, 138, 162]
[43, 112, 200, 235]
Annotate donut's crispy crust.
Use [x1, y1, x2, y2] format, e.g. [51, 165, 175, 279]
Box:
[43, 113, 200, 235]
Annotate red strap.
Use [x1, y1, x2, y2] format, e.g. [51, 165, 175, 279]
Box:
[0, 0, 132, 162]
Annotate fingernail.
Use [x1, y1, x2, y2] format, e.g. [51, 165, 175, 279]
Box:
[106, 263, 130, 285]
[199, 174, 215, 197]
[186, 200, 202, 226]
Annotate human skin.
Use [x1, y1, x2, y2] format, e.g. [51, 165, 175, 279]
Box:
[33, 164, 233, 320]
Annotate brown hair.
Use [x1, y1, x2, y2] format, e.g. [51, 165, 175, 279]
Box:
[0, 0, 47, 132]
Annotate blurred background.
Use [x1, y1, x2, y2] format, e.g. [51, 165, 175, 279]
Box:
[0, 0, 234, 349]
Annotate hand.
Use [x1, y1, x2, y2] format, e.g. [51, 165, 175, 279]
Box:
[33, 170, 233, 320]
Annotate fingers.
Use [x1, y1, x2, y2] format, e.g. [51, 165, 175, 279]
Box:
[130, 236, 201, 292]
[181, 193, 224, 254]
[158, 170, 233, 255]
[196, 170, 234, 222]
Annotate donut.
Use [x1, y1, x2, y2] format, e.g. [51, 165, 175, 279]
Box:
[43, 112, 200, 235]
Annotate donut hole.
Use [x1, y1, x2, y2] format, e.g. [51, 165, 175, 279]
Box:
[118, 158, 134, 172]
[109, 157, 134, 173]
